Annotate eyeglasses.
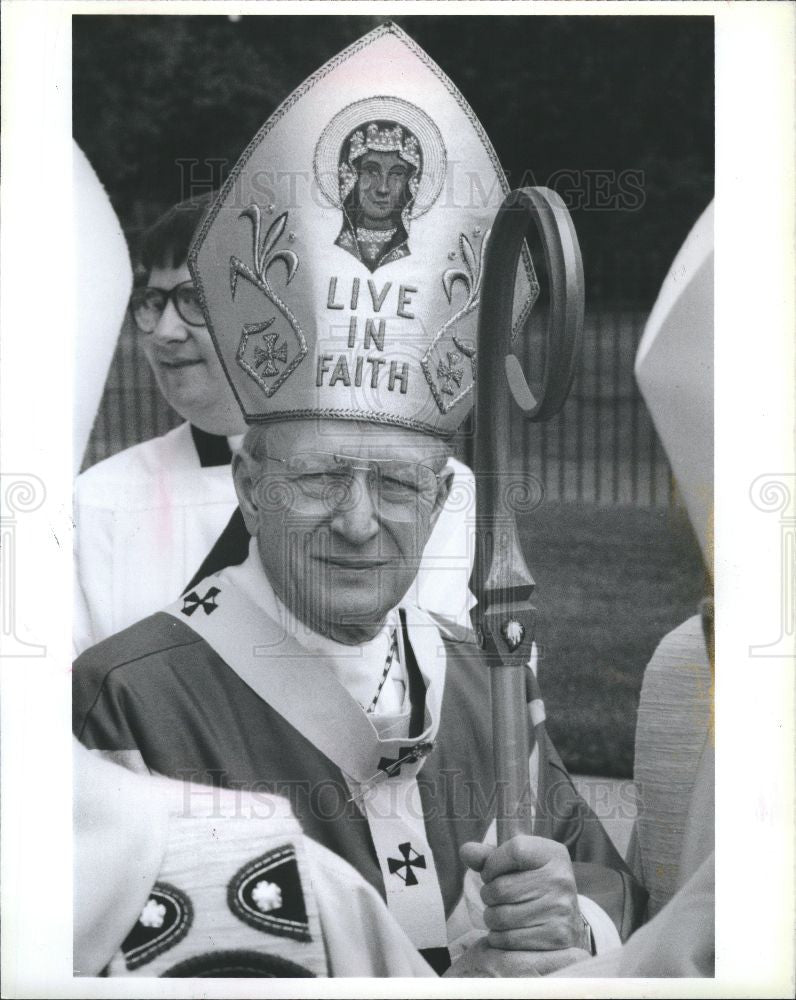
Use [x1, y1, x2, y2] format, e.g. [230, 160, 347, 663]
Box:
[129, 280, 205, 333]
[253, 451, 444, 522]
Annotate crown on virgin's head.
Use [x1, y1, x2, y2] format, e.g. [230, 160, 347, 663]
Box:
[348, 123, 421, 169]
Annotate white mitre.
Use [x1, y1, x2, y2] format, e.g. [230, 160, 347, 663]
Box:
[73, 142, 132, 478]
[635, 200, 714, 562]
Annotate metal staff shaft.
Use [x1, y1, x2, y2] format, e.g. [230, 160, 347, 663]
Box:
[471, 187, 584, 845]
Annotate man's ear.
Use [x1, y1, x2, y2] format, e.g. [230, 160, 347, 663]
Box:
[428, 467, 455, 534]
[232, 451, 260, 537]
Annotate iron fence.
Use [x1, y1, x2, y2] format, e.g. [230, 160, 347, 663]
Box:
[512, 299, 675, 507]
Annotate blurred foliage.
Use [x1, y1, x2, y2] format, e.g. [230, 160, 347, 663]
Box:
[74, 13, 713, 301]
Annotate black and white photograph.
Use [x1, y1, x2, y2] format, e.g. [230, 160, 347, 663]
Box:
[0, 3, 793, 996]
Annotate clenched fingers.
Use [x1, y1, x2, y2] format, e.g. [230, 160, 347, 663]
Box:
[482, 896, 583, 951]
[472, 835, 572, 885]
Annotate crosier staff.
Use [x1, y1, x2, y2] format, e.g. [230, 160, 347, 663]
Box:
[470, 187, 584, 844]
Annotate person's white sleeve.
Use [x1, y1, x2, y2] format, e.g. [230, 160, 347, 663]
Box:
[72, 473, 116, 657]
[304, 839, 435, 977]
[72, 476, 100, 658]
[413, 457, 476, 629]
[577, 893, 621, 952]
[74, 741, 171, 975]
[72, 558, 95, 660]
[552, 853, 714, 977]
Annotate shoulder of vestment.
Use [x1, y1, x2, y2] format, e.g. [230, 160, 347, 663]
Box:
[75, 423, 192, 489]
[73, 611, 203, 682]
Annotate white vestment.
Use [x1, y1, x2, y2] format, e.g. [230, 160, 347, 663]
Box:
[74, 741, 433, 978]
[73, 422, 239, 656]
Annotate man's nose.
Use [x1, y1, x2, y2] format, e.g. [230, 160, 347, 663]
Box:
[151, 300, 189, 343]
[330, 472, 379, 544]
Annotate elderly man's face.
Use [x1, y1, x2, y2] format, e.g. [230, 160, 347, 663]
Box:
[234, 419, 452, 644]
[356, 151, 412, 225]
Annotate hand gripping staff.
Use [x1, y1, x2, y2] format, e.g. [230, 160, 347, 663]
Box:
[470, 187, 584, 844]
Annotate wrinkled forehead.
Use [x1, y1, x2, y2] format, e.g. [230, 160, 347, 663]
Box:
[246, 418, 451, 468]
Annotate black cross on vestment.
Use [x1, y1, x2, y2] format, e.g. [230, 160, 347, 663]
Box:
[387, 842, 426, 886]
[181, 586, 220, 617]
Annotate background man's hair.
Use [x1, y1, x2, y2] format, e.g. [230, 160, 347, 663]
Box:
[139, 190, 217, 273]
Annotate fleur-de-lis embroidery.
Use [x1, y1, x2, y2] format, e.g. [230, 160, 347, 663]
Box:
[231, 206, 299, 296]
[441, 232, 485, 311]
[437, 351, 464, 396]
[230, 204, 307, 399]
[253, 327, 288, 377]
[421, 231, 490, 415]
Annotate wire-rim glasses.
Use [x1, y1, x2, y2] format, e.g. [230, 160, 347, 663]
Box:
[253, 451, 444, 522]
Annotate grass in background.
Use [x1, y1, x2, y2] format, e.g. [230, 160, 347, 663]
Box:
[518, 502, 707, 778]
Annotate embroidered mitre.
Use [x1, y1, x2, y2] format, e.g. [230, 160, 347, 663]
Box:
[190, 21, 538, 438]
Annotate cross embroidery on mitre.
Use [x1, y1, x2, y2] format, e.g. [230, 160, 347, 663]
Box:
[253, 327, 289, 377]
[437, 351, 464, 396]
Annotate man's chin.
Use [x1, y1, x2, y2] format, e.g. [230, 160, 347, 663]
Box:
[156, 377, 207, 414]
[302, 594, 398, 643]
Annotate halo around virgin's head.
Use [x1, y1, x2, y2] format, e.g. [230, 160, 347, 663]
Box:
[314, 96, 447, 218]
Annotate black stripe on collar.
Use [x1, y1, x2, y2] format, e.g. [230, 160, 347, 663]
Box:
[190, 424, 233, 468]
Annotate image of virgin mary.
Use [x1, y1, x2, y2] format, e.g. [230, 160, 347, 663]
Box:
[334, 120, 422, 272]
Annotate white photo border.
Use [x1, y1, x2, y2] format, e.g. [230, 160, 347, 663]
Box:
[1, 1, 793, 997]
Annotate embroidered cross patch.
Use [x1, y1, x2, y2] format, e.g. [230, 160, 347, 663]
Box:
[387, 842, 427, 886]
[181, 587, 220, 617]
[254, 328, 288, 377]
[437, 351, 464, 396]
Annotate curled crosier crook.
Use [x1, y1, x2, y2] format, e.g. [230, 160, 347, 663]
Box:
[481, 186, 584, 423]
